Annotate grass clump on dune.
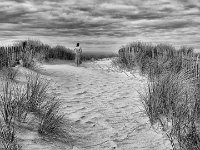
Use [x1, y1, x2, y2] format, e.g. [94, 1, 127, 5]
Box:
[38, 100, 74, 147]
[46, 45, 75, 61]
[24, 74, 49, 114]
[142, 70, 200, 150]
[23, 74, 74, 145]
[0, 82, 21, 149]
[0, 125, 20, 150]
[0, 73, 74, 149]
[0, 67, 19, 82]
[0, 83, 17, 125]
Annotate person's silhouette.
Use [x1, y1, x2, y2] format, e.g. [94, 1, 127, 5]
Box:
[74, 43, 82, 66]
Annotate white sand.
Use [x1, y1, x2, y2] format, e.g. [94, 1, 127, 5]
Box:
[0, 59, 172, 150]
[40, 59, 172, 150]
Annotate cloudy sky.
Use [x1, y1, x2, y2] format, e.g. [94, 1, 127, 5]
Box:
[0, 0, 200, 53]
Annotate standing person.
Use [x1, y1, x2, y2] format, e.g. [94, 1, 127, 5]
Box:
[74, 43, 82, 67]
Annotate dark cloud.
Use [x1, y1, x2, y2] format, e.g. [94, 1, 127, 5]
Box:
[8, 0, 25, 2]
[149, 20, 197, 30]
[0, 0, 200, 52]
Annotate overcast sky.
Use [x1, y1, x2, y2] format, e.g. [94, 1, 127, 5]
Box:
[0, 0, 200, 53]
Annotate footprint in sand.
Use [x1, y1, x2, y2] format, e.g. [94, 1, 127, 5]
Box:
[76, 91, 87, 95]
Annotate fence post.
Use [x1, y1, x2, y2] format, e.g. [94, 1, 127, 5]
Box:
[194, 54, 196, 77]
[8, 46, 11, 67]
[189, 52, 191, 72]
[186, 52, 188, 71]
[186, 52, 189, 71]
[131, 46, 134, 56]
[152, 48, 154, 59]
[0, 47, 2, 69]
[181, 51, 184, 69]
[197, 55, 199, 78]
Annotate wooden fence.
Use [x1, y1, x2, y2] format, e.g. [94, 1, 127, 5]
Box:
[0, 46, 26, 69]
[180, 52, 200, 78]
[119, 46, 200, 78]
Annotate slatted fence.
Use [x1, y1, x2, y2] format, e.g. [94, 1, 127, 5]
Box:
[0, 46, 24, 69]
[119, 46, 200, 78]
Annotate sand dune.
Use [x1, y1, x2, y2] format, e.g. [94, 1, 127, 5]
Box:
[39, 59, 171, 150]
[0, 59, 172, 149]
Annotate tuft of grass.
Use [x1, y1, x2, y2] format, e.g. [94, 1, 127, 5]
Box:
[0, 82, 21, 149]
[38, 100, 74, 147]
[0, 83, 16, 126]
[23, 74, 74, 146]
[12, 86, 28, 122]
[0, 70, 75, 149]
[0, 125, 21, 150]
[46, 45, 75, 61]
[24, 74, 49, 114]
[0, 67, 19, 81]
[141, 70, 200, 150]
[111, 57, 135, 72]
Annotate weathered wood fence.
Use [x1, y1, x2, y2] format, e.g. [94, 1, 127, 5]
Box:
[180, 52, 200, 78]
[119, 46, 200, 78]
[0, 46, 24, 69]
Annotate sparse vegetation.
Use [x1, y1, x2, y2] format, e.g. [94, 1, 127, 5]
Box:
[0, 73, 73, 149]
[117, 41, 200, 149]
[0, 82, 21, 149]
[0, 125, 20, 150]
[46, 45, 75, 61]
[0, 39, 117, 72]
[0, 67, 19, 81]
[141, 70, 200, 150]
[38, 101, 74, 146]
[24, 74, 50, 114]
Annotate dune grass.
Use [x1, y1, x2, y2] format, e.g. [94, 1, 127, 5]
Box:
[141, 70, 200, 150]
[117, 42, 197, 79]
[0, 67, 19, 82]
[46, 45, 75, 61]
[24, 74, 50, 114]
[38, 100, 74, 147]
[0, 83, 16, 126]
[117, 41, 200, 149]
[0, 125, 21, 150]
[0, 73, 74, 149]
[0, 82, 21, 149]
[24, 75, 75, 147]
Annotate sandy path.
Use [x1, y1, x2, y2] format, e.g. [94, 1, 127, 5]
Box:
[42, 60, 171, 150]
